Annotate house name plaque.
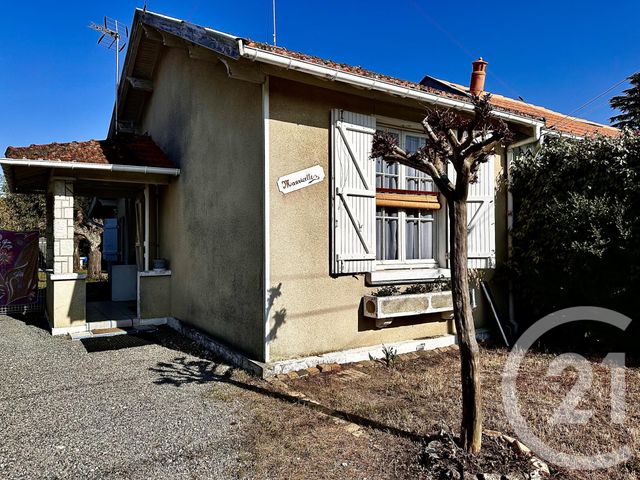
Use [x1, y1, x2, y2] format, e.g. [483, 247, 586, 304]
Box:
[277, 165, 325, 194]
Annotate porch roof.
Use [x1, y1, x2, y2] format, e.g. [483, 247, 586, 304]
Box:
[2, 134, 179, 194]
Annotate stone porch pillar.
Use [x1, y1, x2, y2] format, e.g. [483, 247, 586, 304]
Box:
[52, 180, 75, 274]
[46, 179, 87, 333]
[45, 194, 54, 269]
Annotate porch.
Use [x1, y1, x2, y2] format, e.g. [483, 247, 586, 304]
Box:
[1, 135, 179, 335]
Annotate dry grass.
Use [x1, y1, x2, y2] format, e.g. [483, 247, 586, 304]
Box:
[209, 369, 425, 479]
[201, 347, 639, 478]
[244, 391, 424, 479]
[278, 347, 640, 480]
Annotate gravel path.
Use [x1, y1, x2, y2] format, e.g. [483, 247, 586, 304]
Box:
[0, 315, 252, 479]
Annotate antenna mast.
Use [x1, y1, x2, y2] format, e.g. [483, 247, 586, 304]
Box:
[89, 17, 129, 134]
[272, 0, 277, 46]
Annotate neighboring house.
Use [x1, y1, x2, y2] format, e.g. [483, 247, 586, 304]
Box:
[0, 10, 618, 374]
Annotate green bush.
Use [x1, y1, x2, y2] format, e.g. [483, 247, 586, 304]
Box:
[509, 132, 640, 348]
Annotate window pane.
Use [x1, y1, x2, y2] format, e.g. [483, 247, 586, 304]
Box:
[376, 208, 398, 261]
[420, 220, 434, 259]
[421, 178, 434, 191]
[406, 219, 419, 260]
[386, 219, 398, 260]
[385, 161, 398, 175]
[376, 217, 383, 260]
[405, 135, 425, 154]
[375, 157, 398, 189]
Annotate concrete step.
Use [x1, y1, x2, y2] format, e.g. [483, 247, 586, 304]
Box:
[70, 325, 158, 341]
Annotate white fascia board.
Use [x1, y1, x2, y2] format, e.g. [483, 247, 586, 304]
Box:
[0, 158, 180, 176]
[142, 9, 239, 42]
[239, 42, 545, 129]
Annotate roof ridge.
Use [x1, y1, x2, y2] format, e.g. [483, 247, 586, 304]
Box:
[132, 10, 619, 137]
[420, 76, 617, 132]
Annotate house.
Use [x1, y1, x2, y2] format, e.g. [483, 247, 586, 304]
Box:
[0, 10, 618, 375]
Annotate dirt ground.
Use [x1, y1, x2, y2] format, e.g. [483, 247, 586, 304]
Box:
[241, 346, 640, 480]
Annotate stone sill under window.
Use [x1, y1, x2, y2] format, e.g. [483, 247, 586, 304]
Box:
[365, 267, 451, 286]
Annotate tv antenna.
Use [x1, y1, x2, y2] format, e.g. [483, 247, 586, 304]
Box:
[89, 17, 129, 133]
[272, 0, 277, 45]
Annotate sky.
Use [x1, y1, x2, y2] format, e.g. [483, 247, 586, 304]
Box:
[1, 0, 639, 153]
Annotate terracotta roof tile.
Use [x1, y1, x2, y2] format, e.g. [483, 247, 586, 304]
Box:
[246, 41, 618, 138]
[4, 134, 175, 169]
[489, 94, 619, 137]
[244, 41, 468, 102]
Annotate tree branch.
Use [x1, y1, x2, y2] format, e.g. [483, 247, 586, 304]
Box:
[421, 117, 454, 157]
[447, 129, 461, 149]
[461, 132, 501, 160]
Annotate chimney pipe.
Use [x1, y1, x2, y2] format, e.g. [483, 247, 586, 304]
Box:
[469, 57, 488, 95]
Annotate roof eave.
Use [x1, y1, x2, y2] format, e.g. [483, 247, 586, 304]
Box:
[0, 158, 181, 177]
[239, 42, 545, 129]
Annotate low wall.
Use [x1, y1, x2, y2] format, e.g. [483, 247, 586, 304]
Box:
[138, 271, 171, 320]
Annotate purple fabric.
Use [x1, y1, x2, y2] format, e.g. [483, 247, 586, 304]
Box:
[0, 230, 39, 306]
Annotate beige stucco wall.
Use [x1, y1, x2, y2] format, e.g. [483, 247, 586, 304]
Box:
[267, 78, 461, 361]
[138, 274, 171, 319]
[140, 48, 265, 359]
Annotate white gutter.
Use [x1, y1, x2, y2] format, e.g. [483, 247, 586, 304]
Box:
[238, 41, 545, 129]
[0, 158, 180, 176]
[540, 128, 583, 141]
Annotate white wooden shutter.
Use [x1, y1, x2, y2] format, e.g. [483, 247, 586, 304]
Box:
[466, 155, 496, 268]
[446, 155, 496, 269]
[331, 110, 377, 275]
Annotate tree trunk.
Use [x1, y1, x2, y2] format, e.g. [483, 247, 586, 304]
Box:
[449, 198, 483, 453]
[73, 236, 80, 272]
[87, 247, 102, 281]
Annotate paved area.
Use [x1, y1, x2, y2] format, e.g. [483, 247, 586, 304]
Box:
[0, 315, 251, 479]
[86, 301, 137, 322]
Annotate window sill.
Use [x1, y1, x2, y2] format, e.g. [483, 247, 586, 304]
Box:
[366, 267, 451, 286]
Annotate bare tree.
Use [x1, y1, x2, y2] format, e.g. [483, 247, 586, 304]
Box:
[371, 94, 512, 453]
[74, 210, 104, 280]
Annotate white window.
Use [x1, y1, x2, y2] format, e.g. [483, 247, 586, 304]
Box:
[374, 127, 440, 268]
[330, 110, 495, 281]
